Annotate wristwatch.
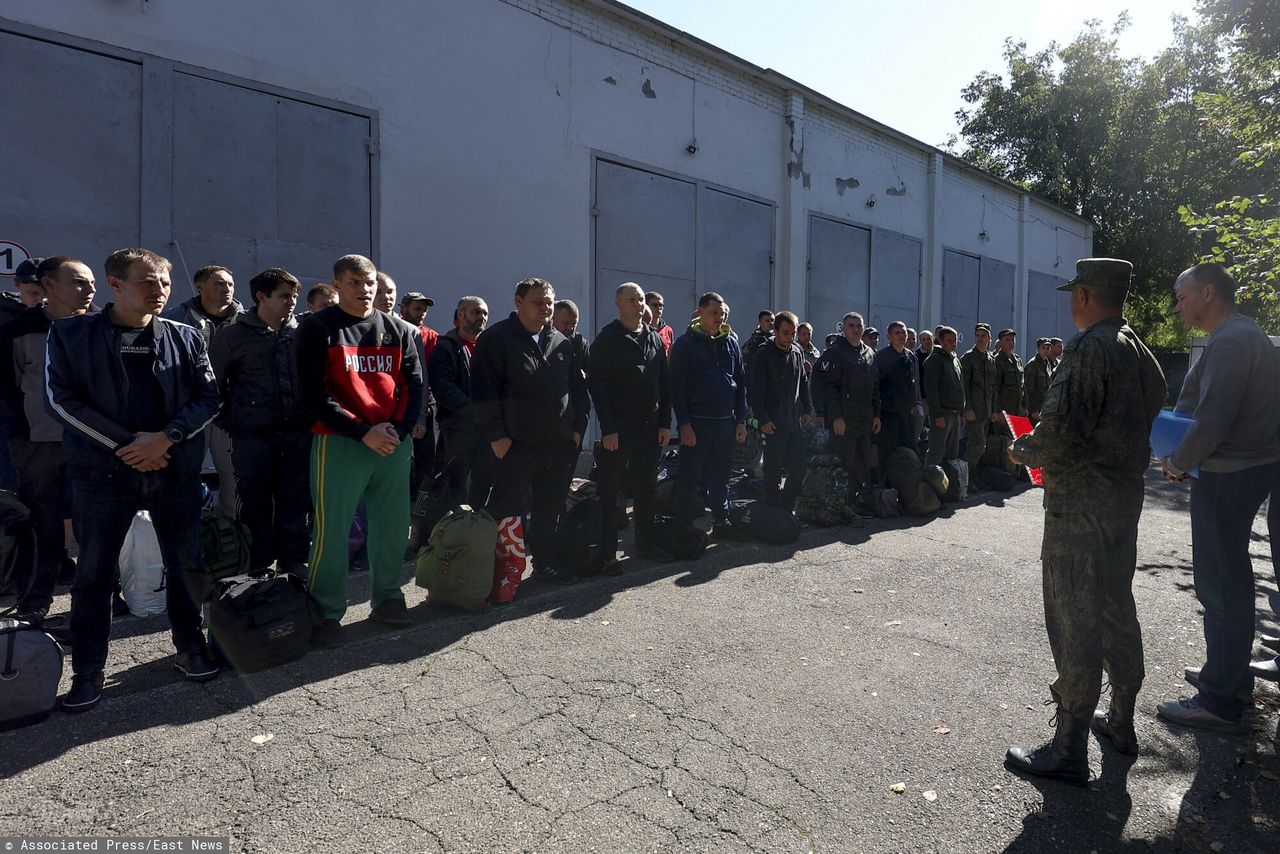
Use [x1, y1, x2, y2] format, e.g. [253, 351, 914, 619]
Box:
[164, 427, 184, 444]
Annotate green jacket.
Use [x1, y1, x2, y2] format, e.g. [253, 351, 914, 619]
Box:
[1023, 354, 1053, 417]
[1012, 317, 1165, 510]
[959, 348, 996, 419]
[993, 350, 1025, 416]
[922, 349, 965, 413]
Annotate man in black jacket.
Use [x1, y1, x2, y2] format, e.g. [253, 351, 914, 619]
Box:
[874, 320, 922, 468]
[815, 312, 881, 496]
[164, 264, 243, 519]
[429, 296, 492, 506]
[748, 311, 812, 512]
[209, 268, 311, 576]
[588, 283, 673, 562]
[472, 277, 589, 600]
[47, 247, 223, 712]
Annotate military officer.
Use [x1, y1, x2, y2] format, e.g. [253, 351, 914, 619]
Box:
[1004, 258, 1165, 785]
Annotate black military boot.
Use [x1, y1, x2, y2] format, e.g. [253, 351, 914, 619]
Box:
[1091, 688, 1138, 756]
[1005, 705, 1090, 786]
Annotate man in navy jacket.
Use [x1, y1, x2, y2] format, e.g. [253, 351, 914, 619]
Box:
[47, 248, 222, 713]
[669, 292, 747, 533]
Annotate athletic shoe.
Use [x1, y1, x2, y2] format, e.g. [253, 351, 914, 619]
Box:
[314, 619, 344, 648]
[61, 671, 104, 713]
[369, 599, 414, 627]
[1156, 695, 1244, 733]
[174, 647, 220, 682]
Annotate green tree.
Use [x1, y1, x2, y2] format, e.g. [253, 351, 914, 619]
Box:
[951, 12, 1267, 345]
[1178, 0, 1280, 332]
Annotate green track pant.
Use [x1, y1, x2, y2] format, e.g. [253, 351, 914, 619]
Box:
[308, 433, 411, 620]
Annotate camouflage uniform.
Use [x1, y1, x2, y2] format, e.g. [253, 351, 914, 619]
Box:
[960, 347, 996, 471]
[1023, 353, 1053, 422]
[993, 349, 1025, 418]
[1012, 313, 1165, 718]
[815, 336, 880, 493]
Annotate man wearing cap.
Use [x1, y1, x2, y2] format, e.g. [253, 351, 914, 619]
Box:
[921, 326, 964, 466]
[1005, 258, 1165, 784]
[4, 258, 44, 319]
[1048, 338, 1064, 370]
[960, 324, 998, 476]
[862, 327, 880, 353]
[992, 329, 1025, 427]
[1024, 337, 1055, 424]
[1156, 263, 1280, 732]
[399, 290, 439, 498]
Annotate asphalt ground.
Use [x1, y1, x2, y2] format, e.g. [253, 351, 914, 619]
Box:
[2, 469, 1278, 853]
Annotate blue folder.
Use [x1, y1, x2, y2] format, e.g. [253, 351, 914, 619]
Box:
[1150, 410, 1198, 477]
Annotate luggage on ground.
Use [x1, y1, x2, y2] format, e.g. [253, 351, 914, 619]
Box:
[884, 447, 925, 501]
[726, 500, 802, 544]
[651, 515, 707, 560]
[942, 459, 969, 502]
[0, 618, 63, 731]
[732, 425, 763, 474]
[655, 448, 679, 515]
[202, 506, 251, 585]
[922, 464, 950, 501]
[801, 425, 832, 454]
[206, 572, 319, 672]
[857, 485, 901, 518]
[974, 466, 1016, 492]
[982, 433, 1016, 473]
[119, 511, 167, 616]
[415, 506, 498, 613]
[903, 482, 942, 516]
[554, 493, 608, 578]
[794, 454, 852, 526]
[727, 469, 766, 502]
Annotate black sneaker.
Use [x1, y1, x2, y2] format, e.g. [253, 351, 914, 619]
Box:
[314, 619, 344, 648]
[534, 565, 571, 584]
[15, 605, 49, 625]
[369, 599, 414, 627]
[174, 646, 220, 682]
[61, 671, 104, 713]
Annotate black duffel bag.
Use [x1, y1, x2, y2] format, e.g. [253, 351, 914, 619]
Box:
[726, 500, 802, 545]
[207, 573, 321, 672]
[650, 515, 707, 560]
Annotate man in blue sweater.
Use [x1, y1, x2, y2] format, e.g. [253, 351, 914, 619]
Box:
[669, 292, 747, 534]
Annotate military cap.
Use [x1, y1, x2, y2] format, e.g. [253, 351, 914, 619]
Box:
[975, 323, 991, 333]
[401, 291, 434, 306]
[863, 326, 878, 336]
[1058, 257, 1132, 291]
[997, 328, 1016, 339]
[1036, 337, 1051, 347]
[14, 258, 42, 284]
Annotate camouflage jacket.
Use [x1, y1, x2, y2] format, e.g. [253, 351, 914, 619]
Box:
[1012, 317, 1165, 510]
[959, 348, 996, 418]
[1023, 354, 1053, 417]
[993, 350, 1025, 416]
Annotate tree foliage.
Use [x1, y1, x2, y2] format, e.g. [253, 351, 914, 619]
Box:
[951, 2, 1280, 344]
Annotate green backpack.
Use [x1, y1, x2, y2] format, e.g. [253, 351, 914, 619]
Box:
[415, 506, 498, 614]
[192, 508, 252, 602]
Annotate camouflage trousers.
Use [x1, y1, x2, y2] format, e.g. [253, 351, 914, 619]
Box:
[965, 414, 992, 472]
[1040, 496, 1145, 717]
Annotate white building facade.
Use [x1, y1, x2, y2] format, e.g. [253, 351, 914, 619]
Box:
[0, 0, 1091, 351]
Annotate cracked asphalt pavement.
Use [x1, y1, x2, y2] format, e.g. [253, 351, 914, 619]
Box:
[2, 471, 1278, 853]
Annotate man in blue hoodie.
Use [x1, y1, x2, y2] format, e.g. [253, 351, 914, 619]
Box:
[669, 292, 747, 533]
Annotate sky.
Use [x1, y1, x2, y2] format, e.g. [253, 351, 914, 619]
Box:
[622, 0, 1200, 149]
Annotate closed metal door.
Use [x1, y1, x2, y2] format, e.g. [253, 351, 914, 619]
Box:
[1027, 270, 1071, 344]
[593, 160, 696, 337]
[700, 187, 773, 327]
[871, 229, 922, 331]
[979, 256, 1015, 335]
[807, 217, 871, 338]
[942, 249, 980, 338]
[0, 32, 142, 284]
[171, 72, 373, 303]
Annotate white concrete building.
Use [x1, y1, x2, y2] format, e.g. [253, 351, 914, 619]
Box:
[0, 0, 1091, 351]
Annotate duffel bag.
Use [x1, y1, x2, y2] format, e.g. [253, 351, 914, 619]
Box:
[975, 465, 1016, 492]
[651, 515, 707, 560]
[0, 618, 63, 731]
[415, 506, 498, 613]
[727, 500, 802, 545]
[941, 459, 968, 502]
[884, 447, 925, 499]
[206, 573, 319, 672]
[857, 485, 901, 519]
[922, 464, 950, 501]
[982, 433, 1015, 473]
[555, 494, 608, 578]
[794, 454, 851, 527]
[902, 482, 941, 517]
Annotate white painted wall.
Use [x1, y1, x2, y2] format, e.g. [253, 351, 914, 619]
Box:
[0, 0, 1091, 342]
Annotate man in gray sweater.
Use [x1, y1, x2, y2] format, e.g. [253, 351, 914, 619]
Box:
[1157, 263, 1280, 733]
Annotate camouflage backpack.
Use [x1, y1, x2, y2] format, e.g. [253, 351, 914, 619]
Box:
[794, 454, 851, 527]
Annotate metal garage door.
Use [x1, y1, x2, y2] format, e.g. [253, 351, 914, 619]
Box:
[0, 32, 142, 280]
[699, 187, 773, 328]
[171, 72, 373, 305]
[979, 256, 1015, 336]
[807, 217, 871, 338]
[871, 229, 922, 332]
[1027, 270, 1072, 345]
[592, 160, 697, 337]
[941, 249, 980, 339]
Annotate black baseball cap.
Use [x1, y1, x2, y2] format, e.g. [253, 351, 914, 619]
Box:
[14, 258, 42, 284]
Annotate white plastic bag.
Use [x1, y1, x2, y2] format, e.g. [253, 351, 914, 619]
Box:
[119, 511, 166, 616]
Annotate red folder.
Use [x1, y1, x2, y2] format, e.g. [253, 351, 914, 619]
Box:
[1003, 413, 1043, 487]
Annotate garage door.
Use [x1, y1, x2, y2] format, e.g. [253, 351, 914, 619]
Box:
[1027, 270, 1072, 345]
[941, 249, 980, 340]
[807, 217, 871, 338]
[870, 229, 922, 332]
[0, 31, 142, 278]
[979, 256, 1015, 336]
[699, 187, 773, 328]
